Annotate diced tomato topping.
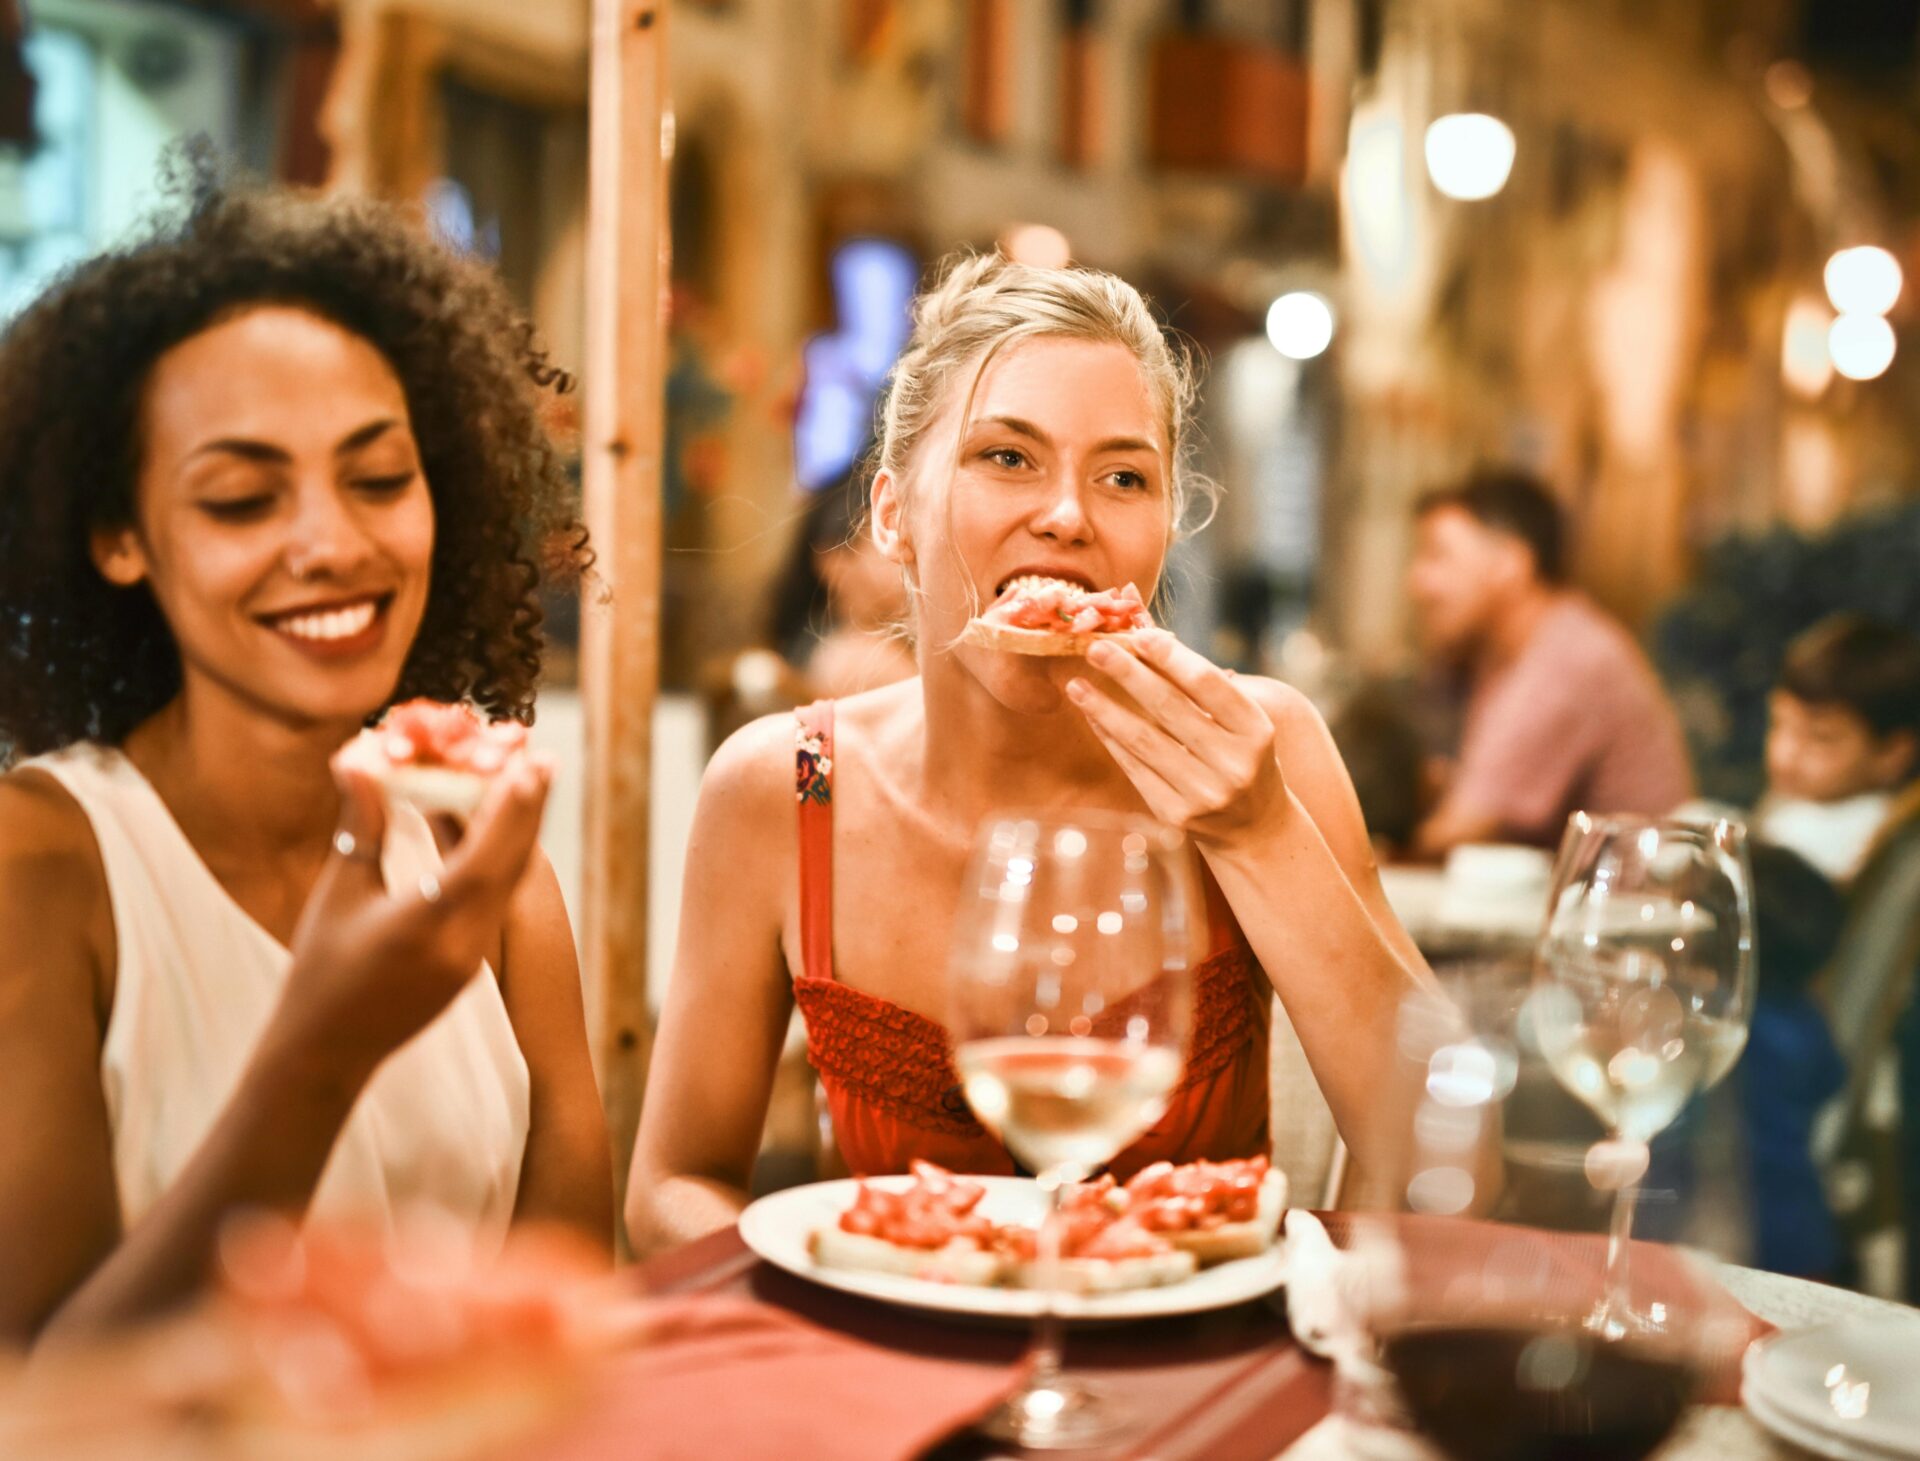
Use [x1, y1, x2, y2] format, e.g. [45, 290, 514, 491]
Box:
[984, 580, 1153, 634]
[374, 699, 530, 775]
[990, 1174, 1174, 1263]
[835, 1157, 1265, 1265]
[1074, 1216, 1167, 1262]
[1124, 1156, 1269, 1230]
[839, 1163, 999, 1250]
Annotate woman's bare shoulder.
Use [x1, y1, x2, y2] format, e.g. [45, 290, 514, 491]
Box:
[1233, 677, 1355, 797]
[1235, 675, 1325, 741]
[698, 712, 801, 821]
[1234, 676, 1387, 874]
[697, 684, 920, 826]
[0, 766, 113, 1000]
[0, 765, 103, 872]
[677, 715, 803, 965]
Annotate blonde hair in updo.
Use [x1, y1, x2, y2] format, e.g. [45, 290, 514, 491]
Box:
[873, 252, 1216, 543]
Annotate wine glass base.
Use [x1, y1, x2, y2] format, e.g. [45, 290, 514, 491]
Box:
[982, 1375, 1128, 1450]
[1583, 1297, 1673, 1343]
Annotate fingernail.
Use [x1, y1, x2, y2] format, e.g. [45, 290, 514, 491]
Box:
[1066, 678, 1090, 699]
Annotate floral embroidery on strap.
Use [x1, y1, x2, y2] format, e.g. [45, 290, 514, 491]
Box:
[795, 720, 832, 805]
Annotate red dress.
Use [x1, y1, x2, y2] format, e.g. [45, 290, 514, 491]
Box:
[790, 701, 1271, 1179]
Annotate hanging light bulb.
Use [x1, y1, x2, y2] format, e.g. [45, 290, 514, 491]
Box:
[1266, 292, 1335, 360]
[1828, 314, 1896, 381]
[1824, 246, 1902, 317]
[1424, 113, 1516, 201]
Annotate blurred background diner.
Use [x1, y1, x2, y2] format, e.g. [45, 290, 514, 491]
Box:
[7, 0, 1920, 1316]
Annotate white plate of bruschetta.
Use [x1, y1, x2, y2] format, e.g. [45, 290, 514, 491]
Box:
[738, 1158, 1290, 1322]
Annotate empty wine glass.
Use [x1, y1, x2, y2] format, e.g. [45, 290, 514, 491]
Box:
[949, 811, 1196, 1449]
[1533, 814, 1755, 1338]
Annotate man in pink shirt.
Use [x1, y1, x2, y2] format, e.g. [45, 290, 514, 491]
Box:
[1406, 468, 1694, 856]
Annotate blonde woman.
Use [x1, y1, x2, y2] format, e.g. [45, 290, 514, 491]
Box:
[628, 255, 1432, 1252]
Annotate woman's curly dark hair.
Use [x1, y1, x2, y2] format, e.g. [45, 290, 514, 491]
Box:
[0, 153, 587, 757]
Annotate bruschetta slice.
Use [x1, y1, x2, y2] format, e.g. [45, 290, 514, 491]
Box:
[1002, 1176, 1198, 1293]
[338, 699, 532, 817]
[1123, 1156, 1288, 1265]
[808, 1162, 1010, 1286]
[961, 577, 1154, 657]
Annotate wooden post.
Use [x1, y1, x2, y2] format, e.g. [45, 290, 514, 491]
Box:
[582, 0, 670, 1237]
[363, 11, 446, 203]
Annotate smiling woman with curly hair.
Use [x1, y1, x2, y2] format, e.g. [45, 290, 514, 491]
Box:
[0, 163, 613, 1343]
[0, 169, 582, 751]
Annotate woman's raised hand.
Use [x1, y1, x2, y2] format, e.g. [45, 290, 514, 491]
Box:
[272, 751, 554, 1080]
[1066, 630, 1285, 844]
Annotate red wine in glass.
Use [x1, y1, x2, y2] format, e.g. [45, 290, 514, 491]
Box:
[1382, 1324, 1697, 1461]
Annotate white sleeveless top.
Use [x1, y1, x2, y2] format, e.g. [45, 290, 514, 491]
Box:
[29, 743, 530, 1253]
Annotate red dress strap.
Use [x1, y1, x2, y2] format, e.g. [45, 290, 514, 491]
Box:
[794, 701, 836, 985]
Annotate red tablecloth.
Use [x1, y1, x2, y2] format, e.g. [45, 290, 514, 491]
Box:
[629, 1224, 1329, 1461]
[588, 1212, 1767, 1461]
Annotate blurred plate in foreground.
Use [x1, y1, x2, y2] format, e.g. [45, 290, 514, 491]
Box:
[1741, 1312, 1920, 1459]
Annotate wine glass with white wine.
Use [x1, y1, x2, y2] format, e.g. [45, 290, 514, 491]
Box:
[950, 811, 1196, 1450]
[1531, 813, 1755, 1339]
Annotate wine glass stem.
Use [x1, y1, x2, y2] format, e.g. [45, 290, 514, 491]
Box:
[1029, 1174, 1067, 1387]
[1595, 1176, 1640, 1336]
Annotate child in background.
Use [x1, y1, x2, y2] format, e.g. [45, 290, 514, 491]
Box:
[1740, 844, 1849, 1281]
[1759, 615, 1920, 883]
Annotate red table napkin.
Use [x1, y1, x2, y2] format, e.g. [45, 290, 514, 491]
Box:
[1317, 1211, 1771, 1404]
[522, 1295, 1021, 1461]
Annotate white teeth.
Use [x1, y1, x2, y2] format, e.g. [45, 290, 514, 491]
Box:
[276, 600, 379, 642]
[999, 573, 1093, 597]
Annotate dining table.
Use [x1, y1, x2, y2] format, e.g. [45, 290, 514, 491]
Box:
[4, 1211, 1911, 1460]
[629, 1207, 1915, 1461]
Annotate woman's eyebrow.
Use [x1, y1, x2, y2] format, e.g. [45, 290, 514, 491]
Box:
[971, 416, 1158, 456]
[180, 418, 403, 468]
[185, 438, 289, 466]
[972, 414, 1051, 446]
[334, 418, 402, 456]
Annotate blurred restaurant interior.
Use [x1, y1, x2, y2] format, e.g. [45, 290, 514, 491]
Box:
[8, 0, 1920, 1453]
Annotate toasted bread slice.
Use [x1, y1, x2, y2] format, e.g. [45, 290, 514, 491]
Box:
[1009, 1248, 1198, 1294]
[808, 1225, 1006, 1286]
[1160, 1168, 1288, 1265]
[959, 618, 1149, 658]
[376, 764, 491, 818]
